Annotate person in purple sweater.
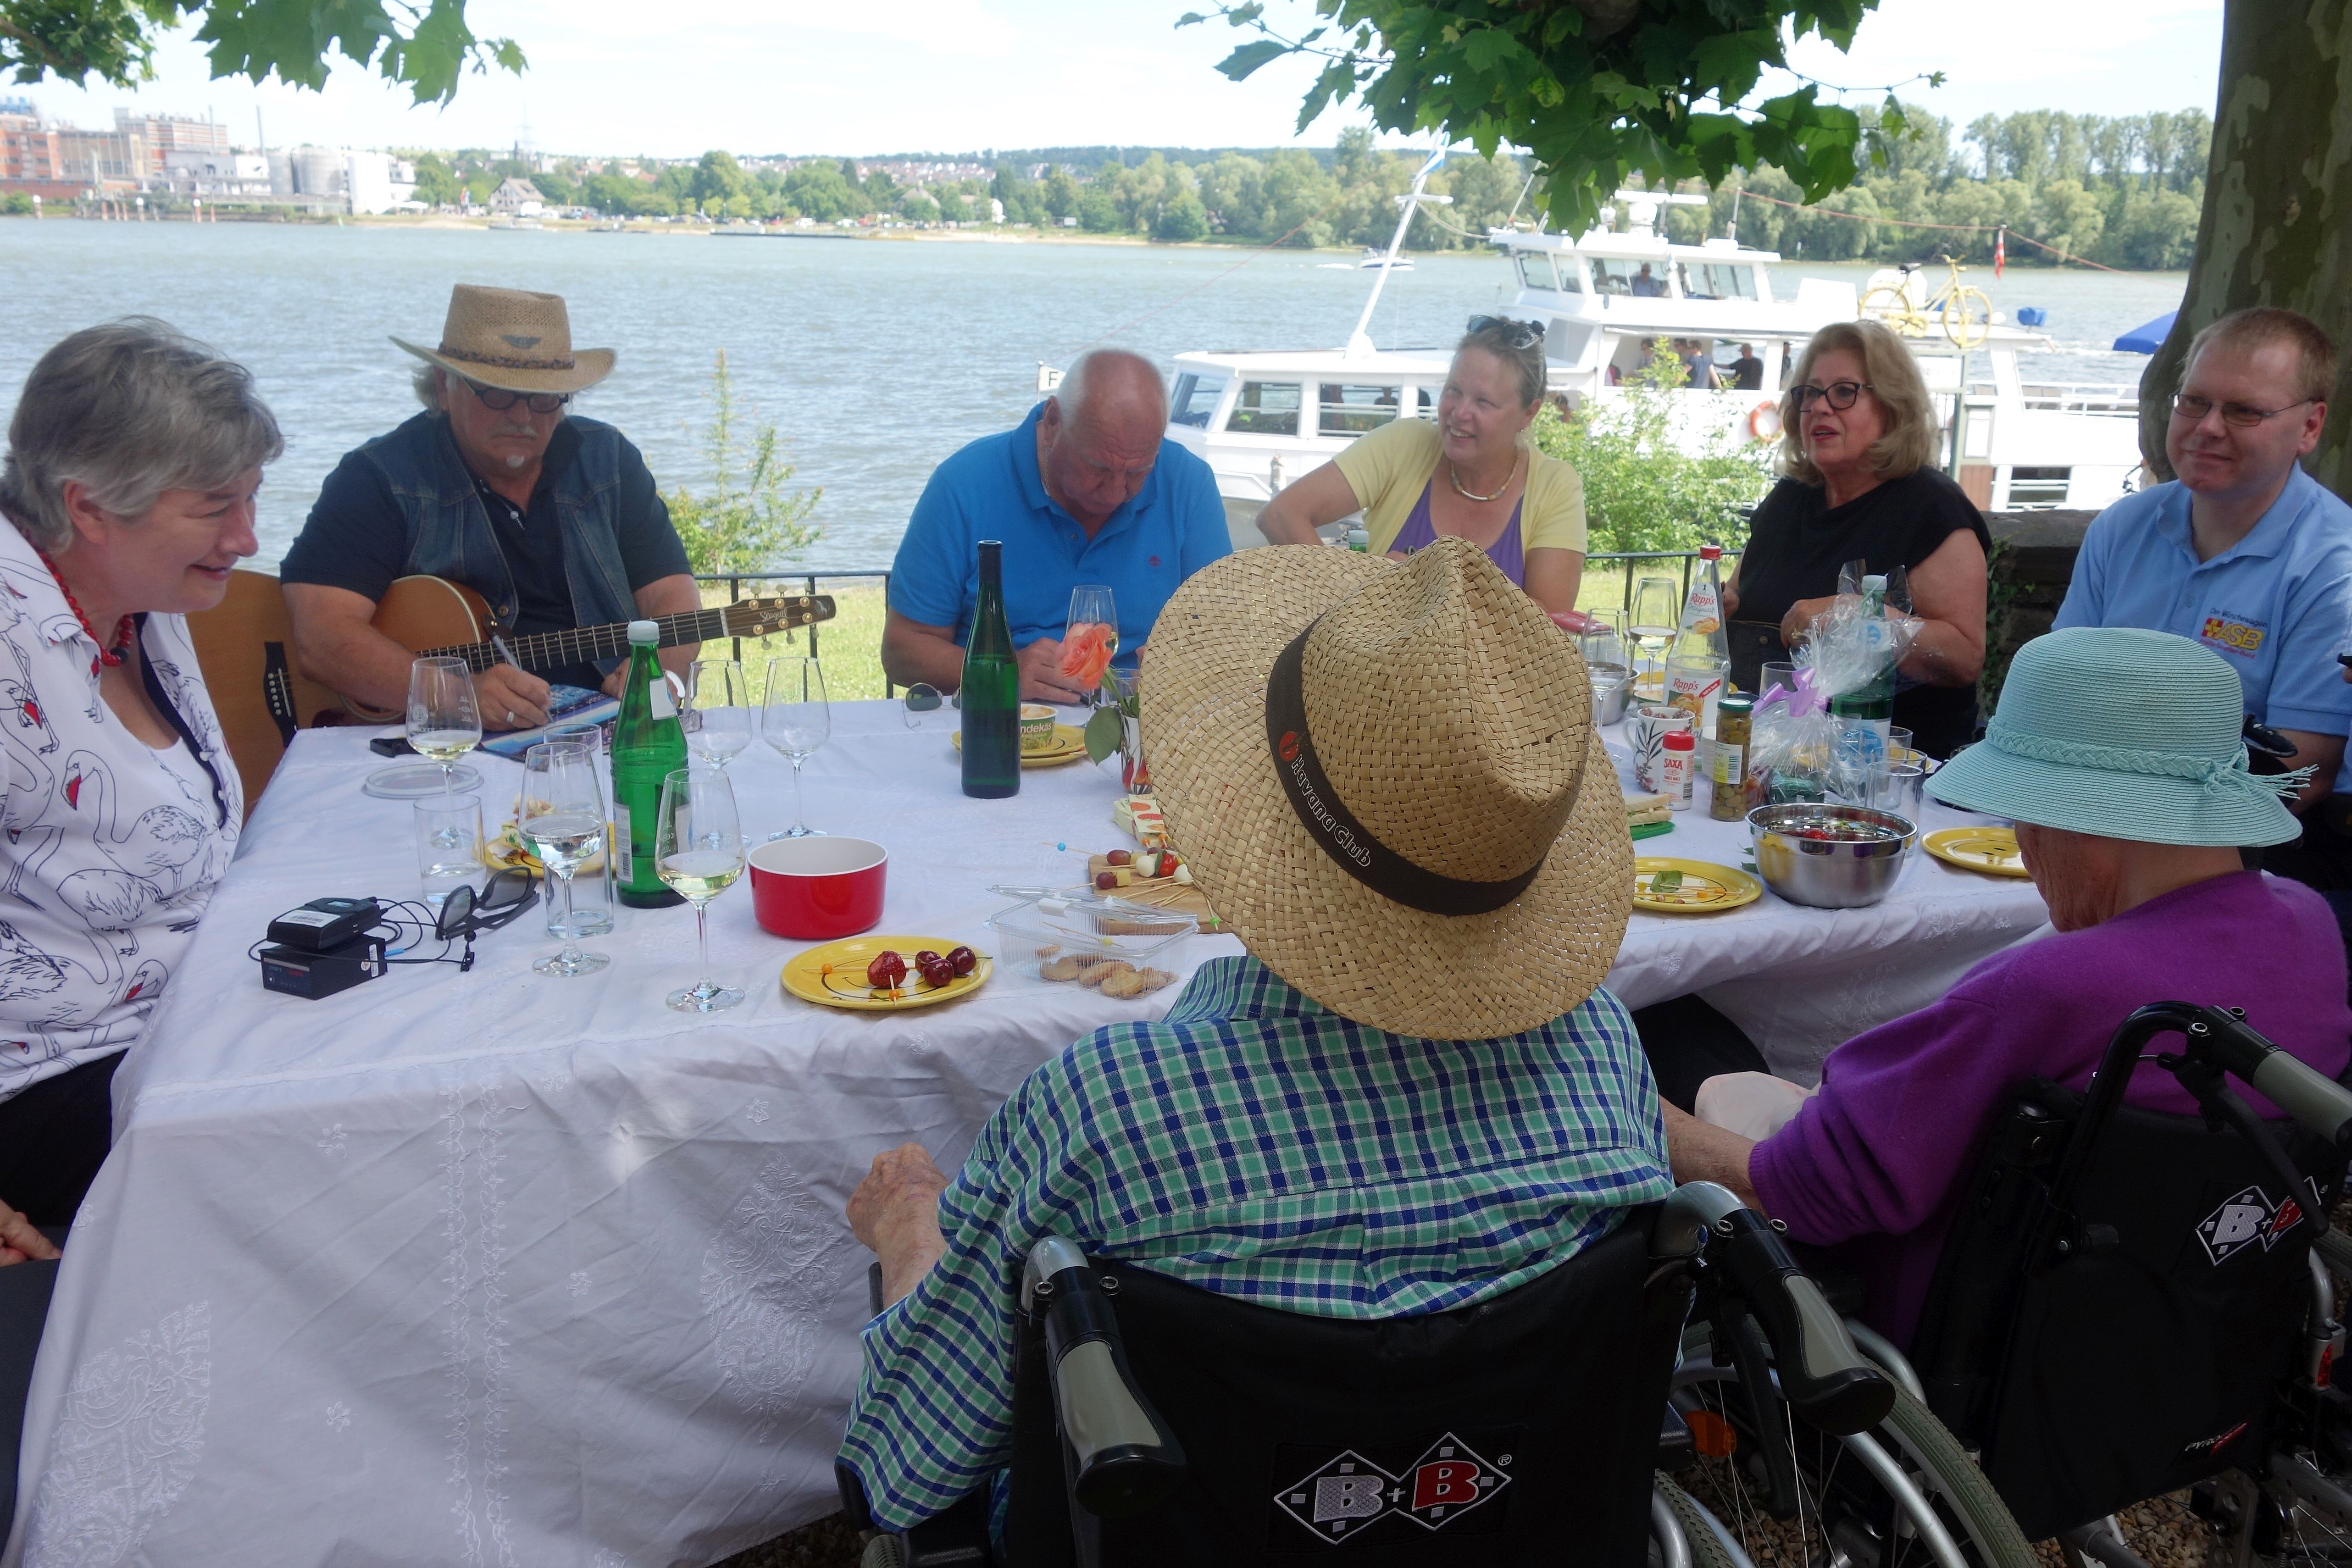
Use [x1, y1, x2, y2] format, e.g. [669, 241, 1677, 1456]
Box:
[1665, 626, 2352, 1350]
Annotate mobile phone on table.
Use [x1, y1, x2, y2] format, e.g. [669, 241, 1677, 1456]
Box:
[369, 736, 418, 758]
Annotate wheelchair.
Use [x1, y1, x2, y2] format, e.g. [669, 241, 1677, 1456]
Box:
[837, 1181, 2012, 1567]
[1676, 1001, 2352, 1568]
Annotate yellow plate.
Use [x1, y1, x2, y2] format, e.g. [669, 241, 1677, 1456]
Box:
[953, 724, 1092, 769]
[1633, 857, 1763, 914]
[781, 934, 994, 1011]
[1923, 826, 2030, 878]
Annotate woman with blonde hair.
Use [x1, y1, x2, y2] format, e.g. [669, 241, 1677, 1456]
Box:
[1721, 318, 1990, 756]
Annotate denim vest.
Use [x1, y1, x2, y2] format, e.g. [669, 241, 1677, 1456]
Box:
[360, 412, 640, 659]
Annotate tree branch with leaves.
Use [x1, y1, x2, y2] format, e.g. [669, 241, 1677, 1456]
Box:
[1182, 0, 1927, 231]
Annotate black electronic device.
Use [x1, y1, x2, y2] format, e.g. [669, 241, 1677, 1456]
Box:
[266, 897, 383, 953]
[259, 931, 387, 999]
[369, 736, 419, 758]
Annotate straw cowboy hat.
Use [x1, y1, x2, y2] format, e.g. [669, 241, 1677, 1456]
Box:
[1142, 536, 1631, 1039]
[391, 283, 615, 396]
[1929, 626, 2303, 847]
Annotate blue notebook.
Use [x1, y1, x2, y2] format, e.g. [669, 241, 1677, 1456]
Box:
[479, 685, 620, 759]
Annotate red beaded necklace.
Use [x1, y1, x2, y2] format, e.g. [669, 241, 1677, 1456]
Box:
[35, 546, 135, 668]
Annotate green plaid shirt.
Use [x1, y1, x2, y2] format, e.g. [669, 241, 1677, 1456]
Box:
[838, 955, 1671, 1529]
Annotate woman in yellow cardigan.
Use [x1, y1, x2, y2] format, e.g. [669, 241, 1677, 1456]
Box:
[1255, 316, 1586, 618]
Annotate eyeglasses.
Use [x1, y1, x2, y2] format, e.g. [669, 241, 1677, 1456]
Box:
[2169, 392, 2316, 428]
[1465, 315, 1545, 349]
[1793, 380, 1873, 412]
[434, 867, 539, 969]
[463, 378, 571, 415]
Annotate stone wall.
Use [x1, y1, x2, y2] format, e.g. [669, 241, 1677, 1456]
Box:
[1981, 508, 2097, 713]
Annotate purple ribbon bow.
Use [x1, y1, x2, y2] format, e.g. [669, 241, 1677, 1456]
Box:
[1759, 665, 1826, 719]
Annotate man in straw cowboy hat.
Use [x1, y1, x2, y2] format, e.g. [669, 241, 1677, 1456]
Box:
[1664, 627, 2351, 1352]
[281, 284, 699, 730]
[838, 537, 1672, 1530]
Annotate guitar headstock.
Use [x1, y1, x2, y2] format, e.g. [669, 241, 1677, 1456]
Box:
[720, 595, 838, 639]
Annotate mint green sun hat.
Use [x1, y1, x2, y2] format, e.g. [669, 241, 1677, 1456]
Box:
[1926, 626, 2303, 847]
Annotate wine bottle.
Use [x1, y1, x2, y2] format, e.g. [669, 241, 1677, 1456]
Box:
[961, 540, 1021, 799]
[610, 620, 687, 907]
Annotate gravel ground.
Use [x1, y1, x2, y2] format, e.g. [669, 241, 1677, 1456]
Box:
[713, 1515, 863, 1568]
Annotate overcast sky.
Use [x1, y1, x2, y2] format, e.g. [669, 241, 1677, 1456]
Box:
[12, 0, 2224, 159]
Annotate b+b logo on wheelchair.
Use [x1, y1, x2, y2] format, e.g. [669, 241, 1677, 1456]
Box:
[2195, 1181, 2306, 1266]
[1270, 1429, 1514, 1546]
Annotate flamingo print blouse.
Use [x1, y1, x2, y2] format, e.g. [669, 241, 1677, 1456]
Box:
[0, 524, 240, 1105]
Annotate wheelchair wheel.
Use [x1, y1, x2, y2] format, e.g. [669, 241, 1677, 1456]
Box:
[860, 1535, 906, 1568]
[1654, 1472, 1748, 1568]
[1678, 1328, 2037, 1568]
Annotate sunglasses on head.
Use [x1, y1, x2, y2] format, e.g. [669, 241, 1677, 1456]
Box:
[463, 377, 572, 415]
[1466, 315, 1545, 349]
[435, 867, 539, 969]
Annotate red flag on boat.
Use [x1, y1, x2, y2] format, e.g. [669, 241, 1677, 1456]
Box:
[1994, 226, 2006, 280]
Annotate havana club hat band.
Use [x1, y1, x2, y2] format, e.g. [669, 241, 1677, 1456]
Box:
[1265, 621, 1543, 917]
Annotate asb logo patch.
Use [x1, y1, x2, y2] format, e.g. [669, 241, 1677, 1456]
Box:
[2199, 615, 2267, 656]
[1278, 731, 1301, 762]
[1272, 1432, 1512, 1545]
[2196, 1183, 2306, 1265]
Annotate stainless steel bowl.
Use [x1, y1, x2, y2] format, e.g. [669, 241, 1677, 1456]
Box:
[1749, 803, 1915, 909]
[1589, 663, 1631, 728]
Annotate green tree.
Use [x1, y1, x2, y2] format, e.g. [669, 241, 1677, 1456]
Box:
[993, 161, 1044, 225]
[3, 0, 524, 103]
[411, 153, 460, 207]
[899, 190, 938, 224]
[1534, 349, 1773, 555]
[1154, 188, 1210, 241]
[667, 350, 822, 577]
[1076, 179, 1121, 233]
[0, 190, 30, 215]
[1040, 167, 1081, 221]
[781, 164, 863, 220]
[692, 150, 746, 207]
[935, 186, 972, 223]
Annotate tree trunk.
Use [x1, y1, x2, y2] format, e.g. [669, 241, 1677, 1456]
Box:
[2141, 0, 2352, 493]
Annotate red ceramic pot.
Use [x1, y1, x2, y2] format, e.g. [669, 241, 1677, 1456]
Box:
[748, 837, 888, 939]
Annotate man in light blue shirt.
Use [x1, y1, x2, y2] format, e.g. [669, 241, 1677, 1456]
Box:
[882, 349, 1230, 703]
[2054, 307, 2352, 885]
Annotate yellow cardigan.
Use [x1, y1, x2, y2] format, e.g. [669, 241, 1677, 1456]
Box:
[1331, 417, 1587, 556]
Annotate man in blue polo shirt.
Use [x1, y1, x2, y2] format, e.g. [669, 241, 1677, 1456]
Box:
[2054, 306, 2352, 886]
[882, 349, 1229, 702]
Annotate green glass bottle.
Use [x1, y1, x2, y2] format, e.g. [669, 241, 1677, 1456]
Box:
[960, 540, 1021, 799]
[610, 619, 686, 907]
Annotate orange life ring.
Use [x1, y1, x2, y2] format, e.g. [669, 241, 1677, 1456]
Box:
[1747, 400, 1782, 442]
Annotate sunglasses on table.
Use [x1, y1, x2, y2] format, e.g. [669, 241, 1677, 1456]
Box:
[1465, 315, 1546, 349]
[2169, 392, 2316, 428]
[434, 867, 540, 970]
[1792, 380, 1873, 412]
[462, 377, 572, 415]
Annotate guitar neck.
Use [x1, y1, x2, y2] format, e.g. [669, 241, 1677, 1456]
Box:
[424, 606, 730, 675]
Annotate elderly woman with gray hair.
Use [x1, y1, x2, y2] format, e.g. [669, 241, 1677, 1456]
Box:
[0, 318, 276, 1249]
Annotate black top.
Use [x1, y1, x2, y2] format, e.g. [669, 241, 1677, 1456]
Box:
[283, 418, 688, 692]
[1731, 466, 1991, 758]
[1727, 354, 1764, 392]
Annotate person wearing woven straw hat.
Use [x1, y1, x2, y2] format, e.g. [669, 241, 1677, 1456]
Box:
[1662, 626, 2351, 1352]
[837, 538, 1671, 1531]
[280, 284, 699, 730]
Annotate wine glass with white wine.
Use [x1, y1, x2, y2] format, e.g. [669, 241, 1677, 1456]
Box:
[656, 765, 745, 1013]
[408, 655, 481, 813]
[520, 742, 610, 978]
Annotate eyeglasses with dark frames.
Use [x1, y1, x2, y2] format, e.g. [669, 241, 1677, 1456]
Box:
[2169, 392, 2317, 428]
[433, 867, 540, 969]
[1465, 315, 1546, 349]
[463, 377, 572, 416]
[1792, 380, 1873, 412]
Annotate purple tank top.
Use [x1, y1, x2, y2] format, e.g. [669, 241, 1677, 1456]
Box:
[1387, 478, 1526, 584]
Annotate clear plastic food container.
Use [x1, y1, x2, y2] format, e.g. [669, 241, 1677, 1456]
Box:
[986, 895, 1195, 980]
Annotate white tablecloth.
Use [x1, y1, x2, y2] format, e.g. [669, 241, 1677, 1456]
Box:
[6, 705, 2044, 1568]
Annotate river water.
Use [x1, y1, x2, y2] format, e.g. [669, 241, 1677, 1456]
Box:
[0, 220, 2186, 573]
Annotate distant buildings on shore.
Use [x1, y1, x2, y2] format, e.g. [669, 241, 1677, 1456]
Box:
[0, 98, 416, 213]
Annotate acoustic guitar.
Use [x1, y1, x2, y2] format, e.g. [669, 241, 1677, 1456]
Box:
[186, 571, 834, 816]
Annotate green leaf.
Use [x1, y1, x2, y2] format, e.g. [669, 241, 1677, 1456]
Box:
[1649, 868, 1684, 892]
[1084, 706, 1124, 765]
[1216, 38, 1289, 79]
[1175, 10, 1205, 23]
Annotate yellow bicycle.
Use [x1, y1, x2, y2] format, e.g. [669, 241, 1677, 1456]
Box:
[1861, 254, 1994, 349]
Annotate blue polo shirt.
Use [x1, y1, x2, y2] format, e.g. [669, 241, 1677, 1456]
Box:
[2054, 468, 2352, 787]
[888, 403, 1230, 666]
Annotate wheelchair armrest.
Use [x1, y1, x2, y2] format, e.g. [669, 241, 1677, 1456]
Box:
[1020, 1237, 1186, 1520]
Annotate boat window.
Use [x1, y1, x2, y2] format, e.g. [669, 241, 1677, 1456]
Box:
[1677, 262, 1759, 301]
[1514, 252, 1557, 292]
[1319, 384, 1403, 436]
[1591, 258, 1668, 298]
[1228, 382, 1303, 437]
[2007, 466, 2071, 508]
[1168, 372, 1226, 429]
[1415, 386, 1435, 414]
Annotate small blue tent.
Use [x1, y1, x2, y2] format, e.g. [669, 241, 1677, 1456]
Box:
[2113, 311, 2178, 354]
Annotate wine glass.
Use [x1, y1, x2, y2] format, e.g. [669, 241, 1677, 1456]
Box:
[1628, 576, 1680, 693]
[519, 742, 609, 978]
[685, 659, 754, 769]
[407, 655, 480, 809]
[761, 655, 829, 840]
[656, 765, 745, 1013]
[1063, 584, 1119, 705]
